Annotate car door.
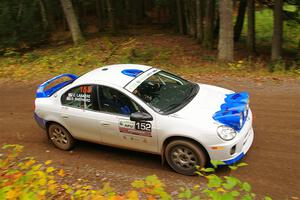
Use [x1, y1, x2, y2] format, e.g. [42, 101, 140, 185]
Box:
[97, 85, 159, 153]
[60, 85, 102, 143]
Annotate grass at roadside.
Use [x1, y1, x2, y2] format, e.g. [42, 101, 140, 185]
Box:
[0, 31, 299, 82]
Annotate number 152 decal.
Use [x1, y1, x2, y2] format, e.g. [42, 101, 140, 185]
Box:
[135, 122, 152, 132]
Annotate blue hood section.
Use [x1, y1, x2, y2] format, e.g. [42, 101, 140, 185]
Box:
[213, 92, 249, 131]
[225, 92, 249, 104]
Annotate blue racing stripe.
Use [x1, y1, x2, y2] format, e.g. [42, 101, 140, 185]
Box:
[34, 112, 47, 129]
[223, 152, 245, 165]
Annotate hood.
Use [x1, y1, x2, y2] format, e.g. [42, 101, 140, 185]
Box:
[173, 84, 233, 125]
[173, 83, 249, 131]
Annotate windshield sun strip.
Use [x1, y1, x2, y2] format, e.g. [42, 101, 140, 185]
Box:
[124, 68, 161, 92]
[123, 67, 152, 90]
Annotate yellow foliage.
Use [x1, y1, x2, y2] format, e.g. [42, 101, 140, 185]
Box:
[62, 184, 69, 189]
[147, 195, 156, 200]
[24, 159, 36, 168]
[0, 144, 263, 200]
[46, 167, 55, 173]
[217, 187, 226, 193]
[45, 160, 52, 165]
[36, 170, 45, 177]
[6, 189, 19, 199]
[58, 169, 65, 177]
[126, 190, 139, 200]
[38, 190, 47, 196]
[110, 196, 125, 200]
[38, 178, 47, 186]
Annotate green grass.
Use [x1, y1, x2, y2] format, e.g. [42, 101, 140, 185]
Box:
[0, 19, 299, 82]
[243, 5, 300, 49]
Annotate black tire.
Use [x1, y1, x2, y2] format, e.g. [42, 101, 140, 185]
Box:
[165, 140, 207, 176]
[47, 123, 75, 150]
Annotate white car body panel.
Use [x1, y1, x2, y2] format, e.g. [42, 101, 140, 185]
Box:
[34, 64, 254, 164]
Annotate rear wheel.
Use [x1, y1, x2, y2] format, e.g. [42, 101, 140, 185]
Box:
[165, 140, 207, 175]
[48, 123, 75, 150]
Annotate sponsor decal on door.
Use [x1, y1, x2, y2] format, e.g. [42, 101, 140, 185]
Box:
[119, 120, 152, 137]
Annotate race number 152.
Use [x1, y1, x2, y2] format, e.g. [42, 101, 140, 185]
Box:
[135, 122, 151, 132]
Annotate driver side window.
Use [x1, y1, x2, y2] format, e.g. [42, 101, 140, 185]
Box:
[98, 86, 143, 115]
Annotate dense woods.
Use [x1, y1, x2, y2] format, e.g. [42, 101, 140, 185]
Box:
[0, 0, 299, 63]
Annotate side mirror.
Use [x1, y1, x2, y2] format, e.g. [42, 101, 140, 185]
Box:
[130, 112, 153, 121]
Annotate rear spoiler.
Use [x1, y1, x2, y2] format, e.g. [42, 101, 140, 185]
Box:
[36, 74, 78, 98]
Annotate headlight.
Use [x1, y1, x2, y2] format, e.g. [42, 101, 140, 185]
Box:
[243, 110, 247, 118]
[217, 126, 237, 141]
[244, 103, 249, 118]
[239, 113, 243, 127]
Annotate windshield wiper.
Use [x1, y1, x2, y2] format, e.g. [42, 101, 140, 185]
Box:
[182, 84, 198, 101]
[162, 84, 199, 113]
[162, 103, 182, 113]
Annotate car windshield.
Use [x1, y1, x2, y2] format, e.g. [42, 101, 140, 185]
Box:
[132, 71, 199, 114]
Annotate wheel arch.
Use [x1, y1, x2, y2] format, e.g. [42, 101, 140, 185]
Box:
[161, 136, 210, 166]
[45, 121, 70, 134]
[45, 120, 76, 150]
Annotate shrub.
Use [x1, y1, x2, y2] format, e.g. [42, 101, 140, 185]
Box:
[0, 144, 272, 200]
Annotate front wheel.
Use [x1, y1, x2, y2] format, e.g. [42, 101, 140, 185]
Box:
[48, 123, 75, 150]
[165, 140, 207, 175]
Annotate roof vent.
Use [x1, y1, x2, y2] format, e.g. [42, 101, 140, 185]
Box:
[101, 68, 108, 71]
[121, 69, 143, 77]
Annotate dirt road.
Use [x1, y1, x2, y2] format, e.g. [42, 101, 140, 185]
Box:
[0, 77, 299, 199]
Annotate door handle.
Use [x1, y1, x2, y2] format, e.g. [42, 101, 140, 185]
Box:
[100, 122, 110, 126]
[61, 107, 69, 119]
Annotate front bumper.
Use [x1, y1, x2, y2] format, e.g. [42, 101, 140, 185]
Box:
[222, 126, 254, 164]
[208, 110, 254, 164]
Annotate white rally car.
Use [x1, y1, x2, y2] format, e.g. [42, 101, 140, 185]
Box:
[34, 64, 254, 175]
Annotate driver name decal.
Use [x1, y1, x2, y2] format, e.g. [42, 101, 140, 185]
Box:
[119, 120, 152, 137]
[66, 93, 91, 103]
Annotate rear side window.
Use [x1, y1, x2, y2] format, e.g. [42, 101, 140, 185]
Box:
[61, 85, 99, 111]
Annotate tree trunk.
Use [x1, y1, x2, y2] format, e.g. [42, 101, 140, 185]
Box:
[247, 0, 255, 55]
[43, 0, 56, 31]
[183, 0, 191, 35]
[298, 37, 300, 58]
[130, 0, 138, 25]
[38, 0, 49, 31]
[14, 1, 23, 38]
[73, 1, 84, 30]
[218, 0, 234, 61]
[214, 14, 219, 39]
[170, 0, 177, 29]
[271, 0, 283, 60]
[96, 0, 105, 32]
[60, 0, 84, 45]
[106, 0, 117, 33]
[189, 0, 197, 38]
[130, 0, 144, 25]
[138, 0, 145, 23]
[196, 0, 203, 43]
[203, 0, 215, 49]
[234, 0, 247, 42]
[124, 0, 131, 27]
[176, 0, 184, 34]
